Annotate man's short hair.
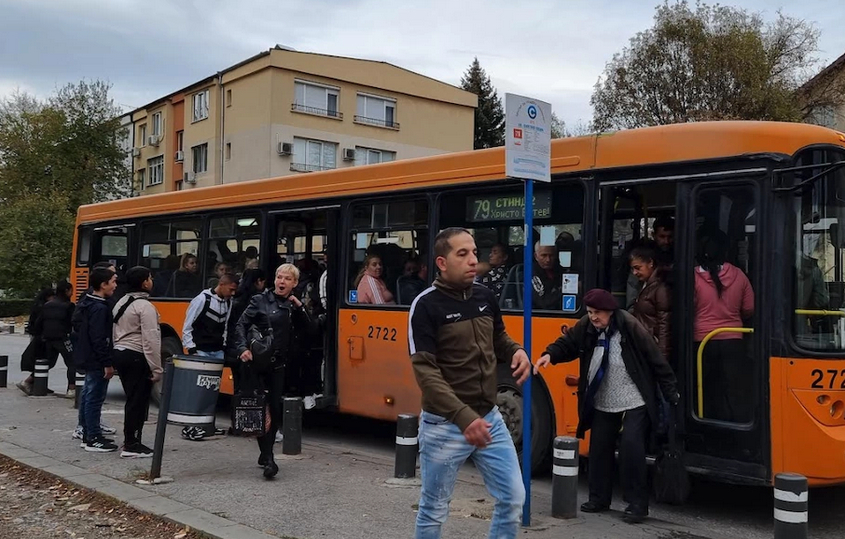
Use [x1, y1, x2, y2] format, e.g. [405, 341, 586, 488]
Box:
[56, 280, 73, 297]
[434, 228, 472, 259]
[218, 272, 239, 286]
[653, 215, 675, 232]
[89, 268, 115, 291]
[126, 266, 152, 292]
[93, 261, 115, 270]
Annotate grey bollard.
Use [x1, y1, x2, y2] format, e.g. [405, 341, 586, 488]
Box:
[394, 414, 419, 478]
[0, 355, 7, 388]
[552, 436, 580, 519]
[73, 371, 85, 409]
[774, 473, 808, 539]
[150, 358, 175, 481]
[282, 397, 302, 455]
[32, 358, 50, 396]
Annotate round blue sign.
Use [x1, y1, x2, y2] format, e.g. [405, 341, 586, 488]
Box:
[527, 105, 537, 119]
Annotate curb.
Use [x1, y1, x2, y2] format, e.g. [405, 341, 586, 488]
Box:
[0, 440, 281, 539]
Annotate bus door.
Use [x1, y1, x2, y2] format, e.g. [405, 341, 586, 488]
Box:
[676, 179, 769, 482]
[271, 206, 339, 406]
[75, 223, 136, 297]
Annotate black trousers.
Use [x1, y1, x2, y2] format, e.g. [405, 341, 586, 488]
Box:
[113, 349, 152, 446]
[588, 406, 651, 510]
[254, 367, 285, 458]
[698, 339, 750, 423]
[44, 339, 75, 388]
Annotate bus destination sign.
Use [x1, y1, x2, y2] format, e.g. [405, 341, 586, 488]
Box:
[467, 191, 552, 222]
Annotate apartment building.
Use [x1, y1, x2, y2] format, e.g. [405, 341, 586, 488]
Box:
[802, 51, 845, 131]
[129, 46, 477, 194]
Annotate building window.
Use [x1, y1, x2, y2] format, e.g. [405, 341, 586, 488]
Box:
[192, 89, 210, 122]
[226, 142, 231, 161]
[192, 143, 208, 174]
[226, 89, 232, 107]
[177, 131, 184, 151]
[355, 94, 398, 129]
[355, 146, 396, 166]
[139, 124, 147, 145]
[148, 156, 164, 186]
[293, 81, 341, 118]
[151, 112, 162, 137]
[809, 106, 836, 128]
[136, 169, 146, 191]
[291, 137, 337, 172]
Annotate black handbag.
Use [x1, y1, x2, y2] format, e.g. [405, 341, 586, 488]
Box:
[248, 325, 274, 370]
[231, 363, 270, 437]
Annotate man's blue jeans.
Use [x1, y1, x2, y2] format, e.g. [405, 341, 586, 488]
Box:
[195, 350, 224, 360]
[78, 370, 109, 440]
[415, 407, 525, 539]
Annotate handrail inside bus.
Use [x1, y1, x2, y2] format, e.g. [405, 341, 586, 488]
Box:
[794, 309, 845, 317]
[696, 327, 754, 419]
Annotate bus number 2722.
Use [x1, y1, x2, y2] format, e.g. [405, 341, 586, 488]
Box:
[368, 326, 397, 341]
[810, 369, 845, 389]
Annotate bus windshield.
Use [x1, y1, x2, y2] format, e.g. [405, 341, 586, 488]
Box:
[793, 147, 845, 351]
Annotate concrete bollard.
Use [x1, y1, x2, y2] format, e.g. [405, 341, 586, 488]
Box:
[774, 473, 808, 539]
[551, 436, 580, 519]
[282, 397, 302, 455]
[394, 414, 419, 479]
[32, 358, 50, 396]
[0, 355, 8, 388]
[74, 371, 85, 409]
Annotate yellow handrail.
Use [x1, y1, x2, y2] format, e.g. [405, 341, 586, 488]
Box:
[794, 309, 845, 317]
[696, 327, 754, 419]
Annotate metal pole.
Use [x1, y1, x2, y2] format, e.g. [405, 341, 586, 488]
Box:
[551, 436, 579, 518]
[282, 397, 302, 455]
[150, 357, 175, 481]
[394, 414, 419, 479]
[73, 370, 85, 409]
[521, 178, 534, 526]
[32, 358, 50, 396]
[0, 355, 7, 388]
[774, 473, 808, 539]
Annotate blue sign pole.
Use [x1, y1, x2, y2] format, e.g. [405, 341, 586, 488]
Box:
[521, 178, 533, 526]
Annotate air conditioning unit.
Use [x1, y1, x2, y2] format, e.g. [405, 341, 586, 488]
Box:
[277, 141, 292, 156]
[175, 150, 184, 162]
[132, 148, 141, 157]
[183, 172, 196, 184]
[148, 135, 160, 147]
[342, 148, 356, 161]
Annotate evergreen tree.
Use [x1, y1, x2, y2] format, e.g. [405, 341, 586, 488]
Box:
[461, 58, 505, 149]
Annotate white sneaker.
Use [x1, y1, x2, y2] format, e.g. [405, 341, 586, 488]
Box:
[72, 426, 84, 440]
[100, 423, 117, 435]
[303, 395, 316, 410]
[275, 431, 283, 443]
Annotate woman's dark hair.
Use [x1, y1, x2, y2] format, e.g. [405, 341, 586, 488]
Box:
[126, 266, 152, 292]
[629, 240, 658, 265]
[237, 268, 266, 297]
[697, 230, 729, 297]
[33, 287, 55, 306]
[56, 280, 73, 297]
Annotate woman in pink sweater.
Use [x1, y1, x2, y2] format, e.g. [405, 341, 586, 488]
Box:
[356, 254, 395, 305]
[694, 231, 754, 423]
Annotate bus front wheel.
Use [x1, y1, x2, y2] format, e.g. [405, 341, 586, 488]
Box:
[496, 363, 554, 474]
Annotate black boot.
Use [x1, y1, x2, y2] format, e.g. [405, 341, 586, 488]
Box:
[622, 504, 648, 524]
[263, 455, 279, 479]
[257, 453, 269, 468]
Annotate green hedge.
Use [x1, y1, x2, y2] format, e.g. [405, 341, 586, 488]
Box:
[0, 299, 31, 318]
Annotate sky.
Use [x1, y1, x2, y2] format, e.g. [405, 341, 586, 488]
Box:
[1, 0, 844, 127]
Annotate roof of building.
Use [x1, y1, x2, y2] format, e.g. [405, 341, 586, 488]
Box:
[801, 51, 845, 91]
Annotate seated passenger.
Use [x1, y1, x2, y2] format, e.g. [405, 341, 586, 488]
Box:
[208, 261, 232, 288]
[171, 253, 202, 298]
[476, 243, 510, 299]
[355, 254, 395, 305]
[398, 257, 428, 304]
[533, 242, 563, 310]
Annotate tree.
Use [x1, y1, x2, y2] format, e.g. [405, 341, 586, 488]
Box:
[0, 81, 129, 296]
[461, 58, 505, 149]
[551, 113, 593, 138]
[590, 1, 844, 131]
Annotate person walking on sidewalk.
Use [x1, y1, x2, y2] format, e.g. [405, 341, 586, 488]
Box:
[408, 227, 531, 539]
[181, 273, 237, 440]
[112, 266, 163, 458]
[74, 267, 119, 453]
[16, 287, 55, 396]
[38, 280, 77, 399]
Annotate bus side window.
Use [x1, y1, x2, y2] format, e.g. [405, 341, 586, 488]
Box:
[207, 215, 261, 286]
[141, 219, 202, 299]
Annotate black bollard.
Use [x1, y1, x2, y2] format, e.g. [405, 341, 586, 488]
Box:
[551, 436, 580, 519]
[394, 414, 419, 479]
[73, 371, 85, 409]
[0, 355, 7, 388]
[774, 473, 808, 539]
[150, 358, 175, 481]
[282, 397, 302, 455]
[32, 358, 50, 396]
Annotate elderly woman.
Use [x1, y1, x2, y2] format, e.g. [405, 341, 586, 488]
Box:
[235, 264, 314, 479]
[534, 288, 678, 524]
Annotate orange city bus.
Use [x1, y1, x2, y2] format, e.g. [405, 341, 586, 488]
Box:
[71, 121, 845, 486]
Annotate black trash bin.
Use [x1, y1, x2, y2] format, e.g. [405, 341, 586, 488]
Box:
[166, 354, 224, 433]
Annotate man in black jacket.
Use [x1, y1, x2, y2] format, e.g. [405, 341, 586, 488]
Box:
[38, 280, 76, 398]
[74, 267, 118, 452]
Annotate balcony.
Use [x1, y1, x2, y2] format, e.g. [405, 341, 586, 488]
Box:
[291, 103, 343, 120]
[353, 115, 400, 130]
[290, 163, 335, 173]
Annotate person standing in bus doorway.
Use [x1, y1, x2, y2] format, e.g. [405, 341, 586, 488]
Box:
[74, 267, 119, 452]
[534, 288, 678, 524]
[629, 242, 672, 364]
[181, 273, 238, 440]
[409, 227, 531, 539]
[38, 280, 77, 399]
[694, 230, 754, 423]
[112, 266, 163, 458]
[226, 268, 266, 397]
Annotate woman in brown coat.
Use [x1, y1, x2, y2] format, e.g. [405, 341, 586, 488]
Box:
[629, 241, 671, 362]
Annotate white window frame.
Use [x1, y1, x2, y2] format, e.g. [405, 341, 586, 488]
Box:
[192, 89, 210, 122]
[192, 143, 208, 174]
[176, 131, 184, 151]
[136, 168, 146, 191]
[139, 124, 147, 146]
[294, 80, 340, 118]
[292, 137, 337, 172]
[151, 112, 162, 137]
[354, 146, 396, 166]
[355, 93, 397, 128]
[147, 156, 164, 186]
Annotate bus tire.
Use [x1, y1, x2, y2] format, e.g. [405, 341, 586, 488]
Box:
[151, 335, 183, 406]
[496, 363, 554, 474]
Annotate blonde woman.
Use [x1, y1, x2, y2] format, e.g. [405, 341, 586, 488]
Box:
[355, 254, 395, 305]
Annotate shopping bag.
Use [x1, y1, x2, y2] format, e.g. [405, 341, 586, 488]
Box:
[231, 364, 270, 437]
[653, 406, 690, 504]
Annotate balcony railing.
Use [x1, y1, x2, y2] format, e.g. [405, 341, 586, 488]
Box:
[353, 115, 400, 130]
[291, 103, 343, 119]
[290, 163, 335, 173]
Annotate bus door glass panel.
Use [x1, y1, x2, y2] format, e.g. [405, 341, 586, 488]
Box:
[206, 215, 261, 286]
[599, 187, 645, 309]
[93, 225, 132, 274]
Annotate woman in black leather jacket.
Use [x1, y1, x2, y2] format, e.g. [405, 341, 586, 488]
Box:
[235, 263, 314, 479]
